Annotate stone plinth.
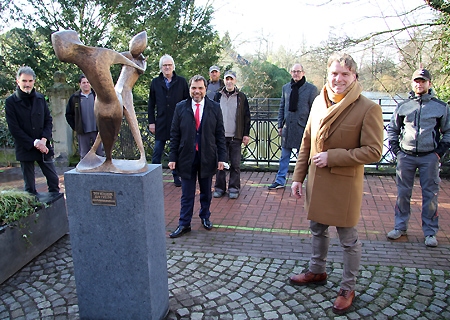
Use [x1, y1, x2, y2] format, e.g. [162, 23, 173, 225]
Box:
[64, 165, 168, 319]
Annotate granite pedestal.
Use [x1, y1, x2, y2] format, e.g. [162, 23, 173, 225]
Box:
[64, 165, 168, 319]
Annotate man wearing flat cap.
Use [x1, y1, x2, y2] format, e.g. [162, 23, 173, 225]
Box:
[387, 68, 450, 247]
[206, 65, 224, 100]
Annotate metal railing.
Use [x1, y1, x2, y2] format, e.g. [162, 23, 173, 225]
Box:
[113, 98, 449, 169]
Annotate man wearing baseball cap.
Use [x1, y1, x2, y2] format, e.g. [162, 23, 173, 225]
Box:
[213, 70, 251, 199]
[206, 65, 224, 100]
[387, 68, 450, 247]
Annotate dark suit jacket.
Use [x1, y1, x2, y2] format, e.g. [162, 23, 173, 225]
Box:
[169, 97, 227, 179]
[147, 71, 189, 141]
[5, 88, 54, 162]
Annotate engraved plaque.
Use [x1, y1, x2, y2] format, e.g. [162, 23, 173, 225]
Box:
[91, 190, 117, 206]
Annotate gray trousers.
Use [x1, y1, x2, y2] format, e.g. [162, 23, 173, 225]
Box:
[78, 132, 104, 159]
[394, 152, 440, 237]
[308, 221, 361, 291]
[214, 138, 242, 193]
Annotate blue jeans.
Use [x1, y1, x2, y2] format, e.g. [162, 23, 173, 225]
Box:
[394, 152, 440, 237]
[152, 139, 178, 179]
[274, 147, 296, 185]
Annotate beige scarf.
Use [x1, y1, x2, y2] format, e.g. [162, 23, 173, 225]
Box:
[316, 81, 363, 151]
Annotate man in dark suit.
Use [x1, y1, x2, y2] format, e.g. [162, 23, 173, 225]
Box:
[148, 54, 189, 186]
[5, 66, 60, 195]
[168, 75, 227, 238]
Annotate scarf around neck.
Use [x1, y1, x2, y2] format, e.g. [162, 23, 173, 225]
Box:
[316, 81, 362, 151]
[16, 87, 36, 107]
[289, 76, 306, 112]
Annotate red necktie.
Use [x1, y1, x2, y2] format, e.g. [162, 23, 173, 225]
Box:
[195, 103, 200, 150]
[195, 103, 200, 130]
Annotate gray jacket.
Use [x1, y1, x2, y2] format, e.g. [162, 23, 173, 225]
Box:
[387, 92, 450, 158]
[278, 81, 318, 149]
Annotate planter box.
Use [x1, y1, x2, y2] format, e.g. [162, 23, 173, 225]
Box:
[0, 193, 68, 284]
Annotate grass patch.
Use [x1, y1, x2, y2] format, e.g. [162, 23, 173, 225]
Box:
[0, 148, 17, 167]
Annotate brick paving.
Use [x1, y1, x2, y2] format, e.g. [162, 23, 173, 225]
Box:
[1, 166, 450, 319]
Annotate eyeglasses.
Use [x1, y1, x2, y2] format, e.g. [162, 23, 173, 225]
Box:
[291, 70, 303, 73]
[162, 64, 173, 68]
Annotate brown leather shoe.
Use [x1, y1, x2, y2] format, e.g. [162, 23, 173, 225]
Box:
[289, 271, 327, 286]
[332, 289, 355, 314]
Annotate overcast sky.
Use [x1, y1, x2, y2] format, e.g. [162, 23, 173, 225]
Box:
[198, 0, 435, 55]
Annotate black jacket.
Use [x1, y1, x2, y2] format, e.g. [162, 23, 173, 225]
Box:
[65, 89, 96, 134]
[169, 97, 227, 179]
[5, 88, 54, 162]
[147, 71, 189, 141]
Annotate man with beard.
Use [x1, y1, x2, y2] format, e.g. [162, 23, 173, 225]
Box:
[387, 68, 450, 247]
[168, 75, 227, 238]
[5, 66, 60, 195]
[206, 65, 224, 100]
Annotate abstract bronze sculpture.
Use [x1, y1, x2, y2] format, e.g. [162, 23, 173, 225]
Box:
[51, 30, 148, 173]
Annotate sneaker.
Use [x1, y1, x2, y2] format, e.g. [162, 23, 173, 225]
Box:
[229, 192, 239, 199]
[387, 229, 407, 240]
[268, 182, 285, 190]
[425, 235, 438, 247]
[213, 191, 224, 198]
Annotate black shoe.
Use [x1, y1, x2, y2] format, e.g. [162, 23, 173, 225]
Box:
[268, 182, 285, 189]
[174, 177, 181, 187]
[169, 225, 191, 238]
[201, 219, 213, 230]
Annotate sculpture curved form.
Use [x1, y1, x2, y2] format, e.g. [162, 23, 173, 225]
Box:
[51, 30, 147, 173]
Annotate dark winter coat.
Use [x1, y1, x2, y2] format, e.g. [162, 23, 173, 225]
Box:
[65, 89, 96, 134]
[147, 71, 189, 141]
[278, 80, 319, 149]
[169, 97, 227, 179]
[5, 88, 54, 162]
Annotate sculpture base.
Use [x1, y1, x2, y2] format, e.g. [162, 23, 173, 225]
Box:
[64, 165, 168, 319]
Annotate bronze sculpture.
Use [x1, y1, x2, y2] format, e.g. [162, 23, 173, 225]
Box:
[51, 30, 148, 173]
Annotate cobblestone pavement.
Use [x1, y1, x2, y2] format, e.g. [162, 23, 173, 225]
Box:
[1, 233, 449, 320]
[1, 167, 450, 319]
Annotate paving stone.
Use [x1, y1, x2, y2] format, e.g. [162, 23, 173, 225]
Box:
[1, 222, 450, 319]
